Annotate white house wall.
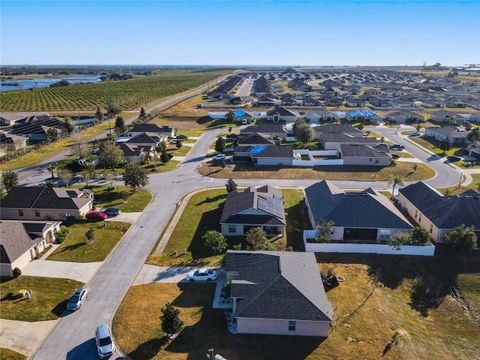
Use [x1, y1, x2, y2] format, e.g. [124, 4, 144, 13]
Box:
[237, 317, 331, 337]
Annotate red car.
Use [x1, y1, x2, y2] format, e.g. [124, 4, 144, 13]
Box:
[86, 211, 107, 221]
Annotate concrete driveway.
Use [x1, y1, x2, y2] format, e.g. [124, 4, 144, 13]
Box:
[134, 264, 223, 285]
[22, 260, 102, 283]
[105, 212, 142, 224]
[0, 319, 56, 358]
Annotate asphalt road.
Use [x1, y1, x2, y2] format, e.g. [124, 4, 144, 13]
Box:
[15, 73, 232, 186]
[373, 125, 461, 188]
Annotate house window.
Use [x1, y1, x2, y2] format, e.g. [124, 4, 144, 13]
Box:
[228, 225, 236, 233]
[35, 210, 40, 217]
[18, 209, 24, 217]
[288, 320, 296, 332]
[379, 229, 392, 241]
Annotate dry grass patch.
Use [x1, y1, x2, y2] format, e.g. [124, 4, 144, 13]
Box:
[0, 348, 26, 360]
[199, 162, 435, 181]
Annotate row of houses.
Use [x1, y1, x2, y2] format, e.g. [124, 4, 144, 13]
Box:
[215, 179, 479, 337]
[0, 186, 95, 277]
[231, 123, 391, 167]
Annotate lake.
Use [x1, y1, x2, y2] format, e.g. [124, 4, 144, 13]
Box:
[0, 75, 101, 92]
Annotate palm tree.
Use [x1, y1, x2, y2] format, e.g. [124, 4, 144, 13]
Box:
[47, 164, 57, 179]
[391, 175, 404, 196]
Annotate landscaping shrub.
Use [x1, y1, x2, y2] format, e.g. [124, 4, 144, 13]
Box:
[55, 227, 71, 244]
[12, 267, 22, 278]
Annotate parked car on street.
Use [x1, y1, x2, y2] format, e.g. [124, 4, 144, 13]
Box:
[86, 210, 107, 221]
[95, 324, 116, 359]
[67, 288, 88, 311]
[101, 208, 121, 217]
[447, 155, 461, 162]
[186, 268, 218, 282]
[390, 144, 405, 151]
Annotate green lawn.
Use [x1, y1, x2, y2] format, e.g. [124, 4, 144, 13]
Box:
[167, 144, 191, 157]
[440, 174, 480, 195]
[410, 136, 465, 157]
[86, 186, 152, 212]
[0, 348, 26, 360]
[142, 159, 180, 174]
[147, 188, 309, 267]
[0, 276, 83, 321]
[47, 222, 131, 262]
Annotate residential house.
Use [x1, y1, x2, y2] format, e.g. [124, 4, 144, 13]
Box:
[467, 142, 480, 161]
[230, 109, 255, 124]
[338, 144, 391, 166]
[386, 110, 424, 124]
[313, 124, 377, 150]
[0, 113, 30, 127]
[240, 124, 287, 141]
[424, 126, 469, 145]
[0, 221, 61, 277]
[305, 180, 413, 242]
[302, 97, 323, 107]
[234, 133, 276, 158]
[398, 181, 480, 242]
[305, 110, 338, 124]
[118, 143, 156, 164]
[1, 187, 93, 220]
[220, 186, 286, 236]
[225, 250, 333, 337]
[251, 145, 293, 166]
[346, 110, 383, 125]
[0, 132, 28, 152]
[125, 124, 175, 140]
[266, 107, 299, 123]
[9, 118, 67, 142]
[230, 96, 253, 105]
[429, 110, 464, 124]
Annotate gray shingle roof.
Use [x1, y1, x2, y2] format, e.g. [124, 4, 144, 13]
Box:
[399, 181, 480, 229]
[250, 145, 293, 158]
[305, 180, 413, 229]
[1, 187, 92, 210]
[220, 186, 285, 226]
[225, 251, 333, 321]
[237, 134, 275, 146]
[340, 144, 390, 158]
[0, 221, 44, 263]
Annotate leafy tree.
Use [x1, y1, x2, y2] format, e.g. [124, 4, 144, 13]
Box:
[228, 127, 232, 133]
[439, 139, 450, 154]
[160, 302, 183, 335]
[123, 163, 149, 191]
[443, 225, 478, 253]
[388, 231, 412, 250]
[55, 227, 70, 244]
[82, 164, 96, 186]
[47, 164, 58, 179]
[410, 227, 431, 246]
[115, 116, 126, 134]
[106, 100, 121, 117]
[46, 128, 59, 142]
[1, 170, 18, 192]
[391, 175, 404, 195]
[215, 137, 225, 153]
[86, 227, 95, 244]
[468, 128, 480, 142]
[202, 230, 228, 255]
[416, 124, 422, 132]
[95, 107, 104, 122]
[246, 227, 270, 250]
[156, 141, 167, 153]
[226, 111, 235, 123]
[99, 140, 124, 168]
[315, 220, 335, 243]
[176, 140, 183, 149]
[160, 150, 170, 164]
[225, 178, 237, 193]
[293, 119, 313, 143]
[139, 107, 147, 122]
[64, 117, 74, 134]
[59, 169, 73, 187]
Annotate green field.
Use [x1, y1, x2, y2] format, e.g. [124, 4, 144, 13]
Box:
[0, 71, 225, 112]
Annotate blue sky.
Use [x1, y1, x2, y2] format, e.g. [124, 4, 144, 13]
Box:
[1, 1, 479, 66]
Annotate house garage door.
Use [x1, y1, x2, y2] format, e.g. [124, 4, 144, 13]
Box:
[344, 228, 378, 241]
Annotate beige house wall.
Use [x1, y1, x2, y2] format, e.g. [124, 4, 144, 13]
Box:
[237, 317, 331, 337]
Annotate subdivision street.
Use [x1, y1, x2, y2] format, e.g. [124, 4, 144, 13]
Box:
[32, 124, 463, 359]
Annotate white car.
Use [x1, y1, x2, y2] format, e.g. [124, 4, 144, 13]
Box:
[186, 269, 217, 282]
